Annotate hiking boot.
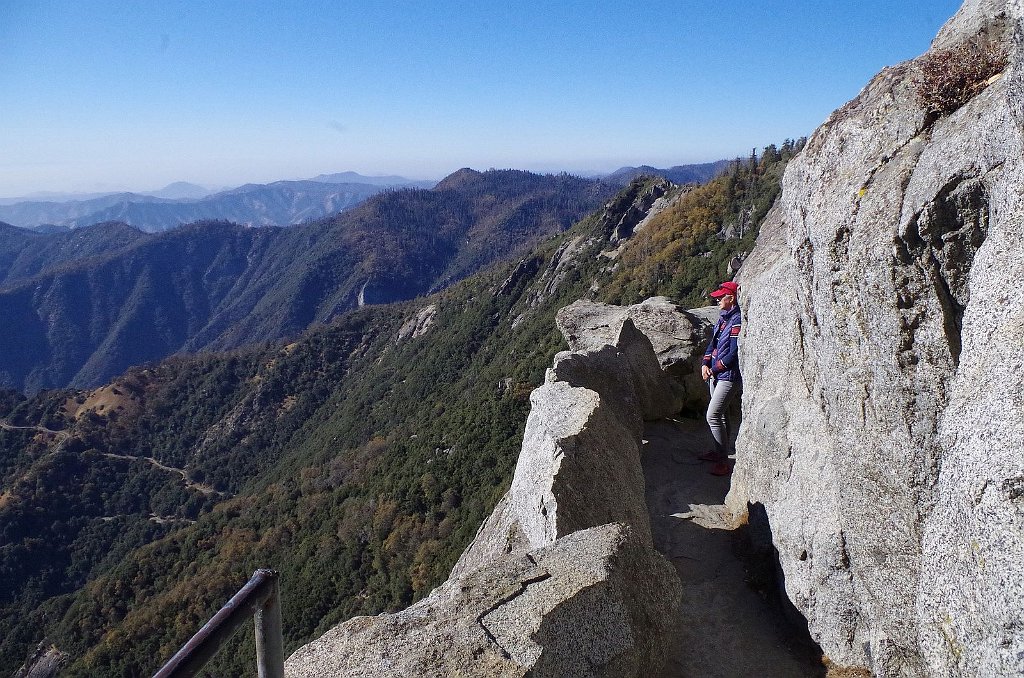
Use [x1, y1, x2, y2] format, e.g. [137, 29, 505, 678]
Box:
[709, 461, 733, 476]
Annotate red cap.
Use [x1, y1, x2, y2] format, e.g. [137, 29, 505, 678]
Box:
[710, 281, 739, 298]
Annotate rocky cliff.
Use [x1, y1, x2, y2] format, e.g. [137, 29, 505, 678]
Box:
[285, 303, 696, 677]
[727, 1, 1024, 675]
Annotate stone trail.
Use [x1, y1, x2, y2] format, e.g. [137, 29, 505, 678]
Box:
[642, 416, 823, 678]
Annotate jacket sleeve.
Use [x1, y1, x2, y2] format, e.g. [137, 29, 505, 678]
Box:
[714, 321, 741, 372]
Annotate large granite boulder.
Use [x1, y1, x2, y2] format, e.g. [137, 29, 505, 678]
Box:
[285, 523, 676, 678]
[286, 301, 689, 677]
[726, 1, 1024, 676]
[454, 313, 679, 574]
[556, 297, 712, 413]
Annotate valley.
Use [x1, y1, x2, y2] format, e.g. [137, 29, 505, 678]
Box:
[0, 169, 615, 392]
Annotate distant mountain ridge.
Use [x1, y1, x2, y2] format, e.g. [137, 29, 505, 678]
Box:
[604, 160, 731, 186]
[66, 181, 387, 231]
[0, 169, 614, 392]
[0, 192, 169, 229]
[144, 181, 214, 200]
[0, 173, 433, 232]
[0, 190, 132, 205]
[1, 168, 731, 230]
[307, 171, 435, 187]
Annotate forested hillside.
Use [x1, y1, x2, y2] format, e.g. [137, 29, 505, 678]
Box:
[604, 159, 731, 187]
[603, 139, 804, 306]
[0, 146, 796, 675]
[0, 222, 147, 285]
[0, 170, 613, 393]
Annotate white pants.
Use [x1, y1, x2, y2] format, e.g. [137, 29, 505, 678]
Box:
[706, 379, 736, 457]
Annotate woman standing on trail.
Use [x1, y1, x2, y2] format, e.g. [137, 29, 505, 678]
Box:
[700, 281, 741, 476]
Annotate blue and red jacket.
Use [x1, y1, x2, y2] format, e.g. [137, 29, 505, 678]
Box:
[703, 305, 742, 382]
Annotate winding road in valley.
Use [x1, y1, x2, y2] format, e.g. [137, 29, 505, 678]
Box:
[0, 420, 71, 447]
[101, 452, 224, 496]
[0, 418, 226, 497]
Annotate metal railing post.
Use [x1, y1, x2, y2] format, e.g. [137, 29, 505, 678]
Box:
[255, 574, 284, 678]
[153, 569, 284, 678]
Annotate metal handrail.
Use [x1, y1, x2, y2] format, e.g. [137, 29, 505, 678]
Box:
[153, 569, 284, 678]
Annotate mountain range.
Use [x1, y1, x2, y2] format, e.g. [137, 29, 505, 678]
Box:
[0, 169, 615, 392]
[0, 166, 731, 233]
[0, 173, 435, 233]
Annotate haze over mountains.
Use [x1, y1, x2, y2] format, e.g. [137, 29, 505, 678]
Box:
[0, 183, 212, 205]
[0, 172, 435, 233]
[0, 165, 725, 233]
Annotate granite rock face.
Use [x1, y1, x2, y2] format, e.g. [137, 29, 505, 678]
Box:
[285, 523, 674, 678]
[13, 644, 66, 678]
[396, 303, 437, 340]
[286, 302, 687, 677]
[556, 297, 713, 412]
[726, 2, 1024, 676]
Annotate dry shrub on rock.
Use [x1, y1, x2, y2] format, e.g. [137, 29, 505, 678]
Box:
[916, 41, 1008, 116]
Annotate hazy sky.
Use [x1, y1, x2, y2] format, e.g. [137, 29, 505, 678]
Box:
[0, 1, 963, 197]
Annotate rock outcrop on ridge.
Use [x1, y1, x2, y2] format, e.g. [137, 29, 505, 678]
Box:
[286, 302, 696, 677]
[554, 297, 716, 413]
[726, 1, 1024, 675]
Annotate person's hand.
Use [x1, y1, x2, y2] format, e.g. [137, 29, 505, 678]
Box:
[701, 365, 712, 381]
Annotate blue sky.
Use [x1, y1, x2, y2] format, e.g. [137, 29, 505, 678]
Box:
[0, 1, 963, 197]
